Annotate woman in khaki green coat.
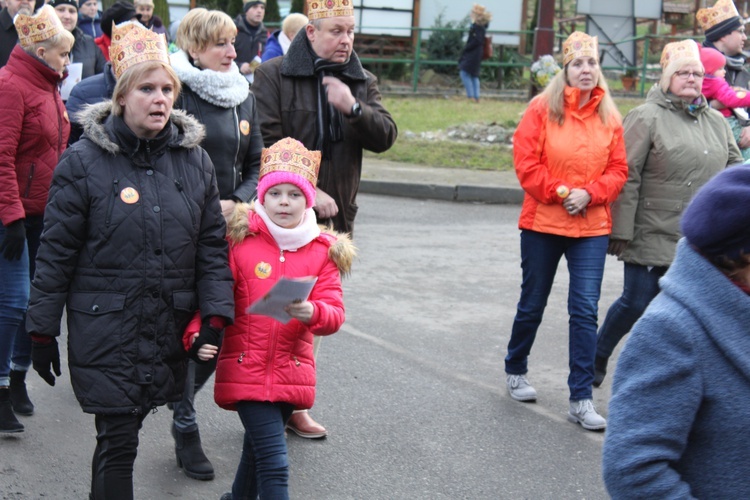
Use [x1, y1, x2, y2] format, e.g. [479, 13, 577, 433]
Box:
[594, 40, 742, 387]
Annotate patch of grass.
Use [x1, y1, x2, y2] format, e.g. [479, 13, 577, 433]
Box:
[375, 139, 514, 171]
[367, 95, 646, 171]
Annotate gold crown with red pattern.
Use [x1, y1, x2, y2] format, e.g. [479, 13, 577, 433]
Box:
[696, 0, 740, 31]
[260, 138, 321, 185]
[660, 39, 701, 69]
[110, 23, 169, 79]
[307, 0, 353, 21]
[562, 31, 598, 66]
[110, 20, 142, 47]
[14, 5, 65, 47]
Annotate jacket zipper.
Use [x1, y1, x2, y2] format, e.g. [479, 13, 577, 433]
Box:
[174, 179, 196, 227]
[232, 107, 240, 191]
[55, 87, 63, 153]
[105, 179, 119, 226]
[23, 163, 36, 198]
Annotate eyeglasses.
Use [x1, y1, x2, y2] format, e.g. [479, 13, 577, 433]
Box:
[735, 28, 746, 35]
[674, 70, 705, 79]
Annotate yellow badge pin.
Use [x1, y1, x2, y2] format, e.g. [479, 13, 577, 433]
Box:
[120, 187, 139, 204]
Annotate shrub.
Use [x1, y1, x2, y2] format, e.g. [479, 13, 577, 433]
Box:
[425, 11, 466, 75]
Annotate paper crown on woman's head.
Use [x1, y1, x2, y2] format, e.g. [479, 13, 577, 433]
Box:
[696, 0, 741, 41]
[562, 32, 598, 66]
[306, 0, 353, 21]
[660, 39, 701, 70]
[14, 5, 65, 48]
[110, 23, 170, 79]
[258, 138, 321, 208]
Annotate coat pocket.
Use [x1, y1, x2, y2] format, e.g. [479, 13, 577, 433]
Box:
[639, 197, 683, 237]
[66, 292, 127, 365]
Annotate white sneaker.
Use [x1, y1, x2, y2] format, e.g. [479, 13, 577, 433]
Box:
[506, 374, 537, 402]
[568, 399, 606, 431]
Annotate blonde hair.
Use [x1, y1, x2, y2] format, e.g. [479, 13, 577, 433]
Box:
[133, 0, 154, 6]
[22, 29, 75, 55]
[660, 57, 704, 93]
[539, 60, 620, 127]
[282, 13, 308, 39]
[111, 60, 181, 116]
[471, 4, 492, 25]
[175, 8, 237, 54]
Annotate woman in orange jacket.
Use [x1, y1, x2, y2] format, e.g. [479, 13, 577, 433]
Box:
[504, 32, 628, 432]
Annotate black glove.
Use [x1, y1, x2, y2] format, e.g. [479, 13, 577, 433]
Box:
[1, 219, 26, 261]
[32, 339, 61, 386]
[188, 323, 222, 364]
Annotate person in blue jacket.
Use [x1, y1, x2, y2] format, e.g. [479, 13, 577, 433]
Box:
[603, 165, 750, 499]
[77, 0, 102, 38]
[458, 4, 491, 102]
[261, 12, 307, 62]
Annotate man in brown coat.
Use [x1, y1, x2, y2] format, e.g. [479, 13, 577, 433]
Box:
[253, 0, 397, 438]
[253, 0, 397, 236]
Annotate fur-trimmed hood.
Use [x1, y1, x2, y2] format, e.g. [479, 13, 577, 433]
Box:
[78, 100, 206, 155]
[228, 202, 356, 276]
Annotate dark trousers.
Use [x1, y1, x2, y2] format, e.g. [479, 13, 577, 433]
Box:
[90, 412, 147, 500]
[231, 401, 294, 500]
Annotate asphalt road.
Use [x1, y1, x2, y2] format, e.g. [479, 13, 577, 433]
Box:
[0, 194, 625, 499]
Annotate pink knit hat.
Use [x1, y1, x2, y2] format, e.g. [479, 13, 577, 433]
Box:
[700, 46, 726, 76]
[257, 138, 321, 208]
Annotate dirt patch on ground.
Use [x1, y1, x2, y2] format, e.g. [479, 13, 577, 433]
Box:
[402, 122, 514, 145]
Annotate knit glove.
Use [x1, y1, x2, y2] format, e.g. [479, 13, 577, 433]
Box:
[32, 338, 61, 386]
[1, 219, 26, 261]
[188, 323, 222, 364]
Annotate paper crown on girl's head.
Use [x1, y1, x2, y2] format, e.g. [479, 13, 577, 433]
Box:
[306, 0, 354, 21]
[110, 23, 169, 79]
[660, 39, 701, 70]
[562, 32, 598, 66]
[696, 0, 741, 32]
[14, 5, 65, 48]
[258, 138, 321, 208]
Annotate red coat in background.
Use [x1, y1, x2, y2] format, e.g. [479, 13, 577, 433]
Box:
[184, 204, 355, 411]
[0, 45, 70, 226]
[94, 33, 111, 61]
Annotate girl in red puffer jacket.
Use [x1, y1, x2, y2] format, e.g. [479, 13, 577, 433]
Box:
[184, 137, 355, 500]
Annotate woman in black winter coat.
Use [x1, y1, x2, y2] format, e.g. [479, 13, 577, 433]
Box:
[25, 24, 234, 500]
[167, 7, 263, 481]
[458, 4, 492, 103]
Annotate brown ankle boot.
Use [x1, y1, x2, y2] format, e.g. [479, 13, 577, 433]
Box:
[286, 410, 327, 439]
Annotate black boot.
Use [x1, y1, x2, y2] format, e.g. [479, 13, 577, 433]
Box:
[172, 424, 214, 480]
[593, 355, 609, 388]
[0, 388, 24, 433]
[9, 369, 34, 415]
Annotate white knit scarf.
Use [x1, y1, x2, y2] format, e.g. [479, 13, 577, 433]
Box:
[254, 202, 321, 251]
[170, 49, 249, 108]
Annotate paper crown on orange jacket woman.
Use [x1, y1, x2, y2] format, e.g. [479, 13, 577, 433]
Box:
[562, 32, 598, 66]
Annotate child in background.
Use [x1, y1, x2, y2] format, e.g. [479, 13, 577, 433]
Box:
[700, 45, 750, 160]
[184, 137, 355, 500]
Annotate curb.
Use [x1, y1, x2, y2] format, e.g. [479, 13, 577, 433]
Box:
[359, 180, 524, 205]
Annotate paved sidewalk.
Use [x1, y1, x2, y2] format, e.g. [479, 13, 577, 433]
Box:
[361, 157, 523, 204]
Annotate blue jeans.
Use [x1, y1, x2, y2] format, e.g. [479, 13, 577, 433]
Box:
[596, 263, 666, 359]
[505, 230, 608, 401]
[459, 70, 480, 100]
[231, 401, 294, 500]
[0, 216, 43, 386]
